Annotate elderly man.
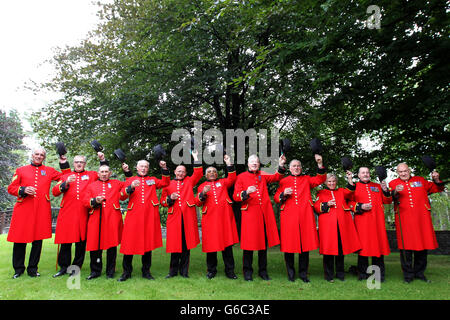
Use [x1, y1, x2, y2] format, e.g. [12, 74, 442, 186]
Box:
[233, 154, 286, 281]
[389, 163, 445, 283]
[274, 155, 326, 282]
[83, 165, 129, 279]
[349, 167, 392, 281]
[7, 147, 70, 278]
[51, 152, 108, 277]
[117, 159, 170, 282]
[195, 154, 238, 279]
[161, 151, 202, 278]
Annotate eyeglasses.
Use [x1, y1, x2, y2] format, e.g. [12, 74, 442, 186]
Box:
[74, 161, 86, 164]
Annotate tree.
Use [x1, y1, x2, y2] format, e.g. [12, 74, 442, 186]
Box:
[31, 0, 449, 180]
[0, 110, 25, 210]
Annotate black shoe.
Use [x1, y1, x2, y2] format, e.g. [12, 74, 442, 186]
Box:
[300, 277, 310, 283]
[106, 273, 115, 279]
[206, 272, 216, 279]
[404, 278, 413, 284]
[28, 272, 40, 278]
[165, 273, 177, 279]
[180, 273, 189, 278]
[53, 269, 67, 278]
[142, 273, 155, 280]
[86, 272, 101, 280]
[244, 274, 253, 281]
[358, 273, 368, 281]
[327, 279, 335, 283]
[12, 272, 23, 279]
[225, 272, 238, 280]
[118, 273, 131, 282]
[259, 273, 271, 281]
[415, 276, 431, 283]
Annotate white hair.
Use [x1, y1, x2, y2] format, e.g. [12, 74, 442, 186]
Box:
[137, 160, 149, 167]
[247, 154, 260, 163]
[289, 159, 301, 167]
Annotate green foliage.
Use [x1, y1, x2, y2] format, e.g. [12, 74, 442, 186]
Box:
[0, 110, 26, 210]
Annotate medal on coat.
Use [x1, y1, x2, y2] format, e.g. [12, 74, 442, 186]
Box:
[410, 181, 422, 188]
[370, 186, 379, 192]
[81, 175, 89, 180]
[108, 183, 111, 188]
[215, 182, 222, 187]
[41, 170, 46, 176]
[146, 179, 155, 186]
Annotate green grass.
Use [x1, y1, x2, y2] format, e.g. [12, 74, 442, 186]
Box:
[0, 234, 448, 300]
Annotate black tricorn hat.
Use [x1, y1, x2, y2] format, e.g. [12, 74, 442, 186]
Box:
[153, 144, 166, 161]
[55, 142, 67, 156]
[90, 140, 103, 152]
[341, 157, 353, 171]
[279, 138, 291, 156]
[114, 149, 126, 162]
[310, 138, 323, 155]
[422, 155, 436, 172]
[375, 166, 387, 181]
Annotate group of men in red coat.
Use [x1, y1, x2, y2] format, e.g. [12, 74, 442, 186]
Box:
[6, 146, 445, 284]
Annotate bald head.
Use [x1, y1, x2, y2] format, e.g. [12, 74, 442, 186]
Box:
[174, 165, 187, 180]
[396, 163, 411, 181]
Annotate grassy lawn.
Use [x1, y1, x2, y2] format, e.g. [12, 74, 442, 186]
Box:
[0, 234, 448, 300]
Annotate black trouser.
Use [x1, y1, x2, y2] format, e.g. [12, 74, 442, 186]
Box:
[400, 249, 428, 281]
[89, 246, 117, 276]
[357, 255, 385, 280]
[122, 251, 152, 276]
[243, 221, 269, 278]
[323, 225, 345, 280]
[12, 240, 42, 275]
[57, 240, 87, 271]
[206, 245, 235, 275]
[243, 249, 268, 277]
[168, 217, 190, 276]
[284, 251, 310, 280]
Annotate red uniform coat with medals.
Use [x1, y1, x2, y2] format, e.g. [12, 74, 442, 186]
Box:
[120, 170, 170, 255]
[389, 176, 445, 251]
[7, 164, 69, 243]
[52, 170, 99, 244]
[314, 187, 361, 255]
[274, 170, 326, 253]
[160, 165, 203, 253]
[194, 167, 238, 253]
[233, 168, 285, 251]
[349, 181, 392, 257]
[83, 179, 127, 251]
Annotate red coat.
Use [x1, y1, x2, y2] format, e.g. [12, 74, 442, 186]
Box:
[83, 179, 127, 251]
[119, 173, 170, 255]
[52, 170, 98, 244]
[160, 166, 203, 253]
[7, 164, 68, 243]
[389, 176, 445, 251]
[314, 188, 361, 255]
[195, 169, 238, 252]
[274, 173, 326, 253]
[349, 181, 392, 257]
[233, 169, 285, 251]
